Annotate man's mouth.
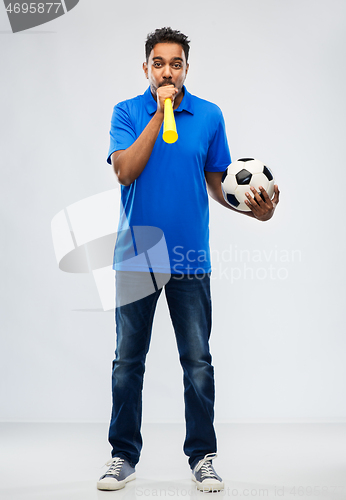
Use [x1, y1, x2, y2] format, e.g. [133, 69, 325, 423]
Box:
[159, 81, 175, 87]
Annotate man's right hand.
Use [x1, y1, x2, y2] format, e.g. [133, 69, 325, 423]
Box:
[156, 85, 178, 114]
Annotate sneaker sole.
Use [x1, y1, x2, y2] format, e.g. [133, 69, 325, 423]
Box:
[97, 472, 136, 490]
[192, 473, 224, 492]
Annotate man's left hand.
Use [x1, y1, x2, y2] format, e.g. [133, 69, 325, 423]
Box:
[244, 184, 280, 221]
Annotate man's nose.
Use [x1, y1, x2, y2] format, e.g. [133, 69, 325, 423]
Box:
[162, 64, 172, 78]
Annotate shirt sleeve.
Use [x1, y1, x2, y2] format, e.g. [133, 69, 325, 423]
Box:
[107, 103, 137, 164]
[204, 109, 231, 172]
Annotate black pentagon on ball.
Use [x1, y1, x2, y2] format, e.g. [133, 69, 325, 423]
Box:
[236, 169, 252, 185]
[263, 166, 273, 181]
[221, 168, 228, 183]
[238, 158, 254, 162]
[226, 193, 240, 207]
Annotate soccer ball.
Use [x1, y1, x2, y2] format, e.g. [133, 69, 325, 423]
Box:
[221, 158, 275, 211]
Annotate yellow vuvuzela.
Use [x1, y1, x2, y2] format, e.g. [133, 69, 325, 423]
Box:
[162, 98, 178, 144]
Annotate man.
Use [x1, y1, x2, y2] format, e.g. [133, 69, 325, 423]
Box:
[97, 27, 279, 492]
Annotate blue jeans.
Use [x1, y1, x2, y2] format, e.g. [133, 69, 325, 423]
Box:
[108, 271, 217, 470]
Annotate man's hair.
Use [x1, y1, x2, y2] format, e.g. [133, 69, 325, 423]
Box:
[145, 27, 190, 62]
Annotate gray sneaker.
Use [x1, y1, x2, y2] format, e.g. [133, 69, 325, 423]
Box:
[191, 453, 224, 492]
[97, 457, 136, 490]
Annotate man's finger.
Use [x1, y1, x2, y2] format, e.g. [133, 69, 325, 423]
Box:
[258, 186, 271, 203]
[272, 185, 280, 204]
[245, 191, 255, 205]
[251, 187, 270, 207]
[245, 191, 260, 213]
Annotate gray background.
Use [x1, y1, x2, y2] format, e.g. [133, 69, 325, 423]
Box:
[1, 0, 345, 424]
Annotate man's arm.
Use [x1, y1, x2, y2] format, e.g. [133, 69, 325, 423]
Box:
[204, 170, 280, 221]
[111, 85, 178, 186]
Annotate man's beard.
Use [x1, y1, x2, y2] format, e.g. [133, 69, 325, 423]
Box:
[158, 80, 175, 87]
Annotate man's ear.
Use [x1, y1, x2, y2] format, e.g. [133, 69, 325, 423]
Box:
[143, 62, 148, 79]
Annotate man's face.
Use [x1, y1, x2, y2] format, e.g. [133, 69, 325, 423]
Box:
[143, 42, 189, 98]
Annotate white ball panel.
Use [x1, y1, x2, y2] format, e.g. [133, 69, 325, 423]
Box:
[234, 184, 252, 204]
[267, 179, 275, 199]
[222, 173, 238, 194]
[250, 173, 269, 192]
[245, 158, 265, 174]
[236, 202, 251, 212]
[227, 160, 247, 176]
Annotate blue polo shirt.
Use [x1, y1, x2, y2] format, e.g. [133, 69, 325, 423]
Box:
[107, 86, 231, 275]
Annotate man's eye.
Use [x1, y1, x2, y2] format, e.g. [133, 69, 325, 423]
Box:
[173, 64, 182, 69]
[153, 62, 161, 67]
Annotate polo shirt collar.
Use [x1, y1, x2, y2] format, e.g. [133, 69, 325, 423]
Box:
[144, 85, 194, 115]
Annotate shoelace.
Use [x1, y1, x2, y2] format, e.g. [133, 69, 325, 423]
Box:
[195, 452, 218, 479]
[104, 457, 124, 476]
